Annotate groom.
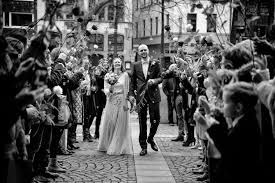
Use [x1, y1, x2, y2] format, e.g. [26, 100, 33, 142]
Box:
[129, 44, 162, 156]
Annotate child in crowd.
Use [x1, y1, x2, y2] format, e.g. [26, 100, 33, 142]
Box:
[197, 82, 261, 183]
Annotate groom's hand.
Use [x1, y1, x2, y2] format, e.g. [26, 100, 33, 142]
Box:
[129, 96, 135, 104]
[148, 79, 155, 86]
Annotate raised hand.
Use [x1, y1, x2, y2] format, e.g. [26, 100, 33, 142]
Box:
[254, 38, 275, 56]
[14, 57, 35, 83]
[193, 108, 207, 127]
[15, 85, 47, 110]
[148, 79, 155, 86]
[129, 96, 136, 105]
[198, 96, 211, 114]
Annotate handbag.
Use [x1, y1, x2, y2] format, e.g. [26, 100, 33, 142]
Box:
[56, 94, 71, 126]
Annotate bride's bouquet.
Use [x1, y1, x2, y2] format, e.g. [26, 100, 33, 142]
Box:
[105, 72, 119, 85]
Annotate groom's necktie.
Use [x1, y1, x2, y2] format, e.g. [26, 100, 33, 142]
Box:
[142, 61, 149, 79]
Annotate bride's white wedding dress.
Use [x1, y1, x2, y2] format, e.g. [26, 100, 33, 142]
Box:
[97, 72, 133, 155]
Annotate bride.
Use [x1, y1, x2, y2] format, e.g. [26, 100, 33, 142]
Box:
[97, 57, 132, 155]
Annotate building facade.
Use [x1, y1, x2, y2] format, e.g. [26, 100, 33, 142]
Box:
[2, 0, 133, 65]
[133, 0, 231, 60]
[230, 0, 274, 43]
[85, 0, 133, 64]
[37, 0, 133, 64]
[2, 0, 37, 39]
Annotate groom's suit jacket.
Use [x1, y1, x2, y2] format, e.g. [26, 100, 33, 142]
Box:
[129, 59, 162, 104]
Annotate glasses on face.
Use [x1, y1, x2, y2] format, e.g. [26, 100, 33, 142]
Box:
[139, 49, 147, 52]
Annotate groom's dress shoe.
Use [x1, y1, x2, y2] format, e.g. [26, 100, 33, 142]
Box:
[147, 140, 158, 151]
[140, 149, 147, 156]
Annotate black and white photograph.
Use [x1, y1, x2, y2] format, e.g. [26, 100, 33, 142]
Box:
[1, 0, 275, 182]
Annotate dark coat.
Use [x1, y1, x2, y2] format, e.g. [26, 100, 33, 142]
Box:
[162, 78, 175, 96]
[162, 71, 193, 109]
[91, 76, 106, 108]
[207, 112, 261, 183]
[129, 60, 162, 103]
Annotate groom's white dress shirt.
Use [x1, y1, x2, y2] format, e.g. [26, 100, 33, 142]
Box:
[142, 58, 149, 79]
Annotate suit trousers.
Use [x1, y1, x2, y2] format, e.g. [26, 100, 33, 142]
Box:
[138, 100, 160, 149]
[30, 124, 52, 174]
[166, 93, 175, 124]
[50, 126, 64, 158]
[94, 107, 104, 137]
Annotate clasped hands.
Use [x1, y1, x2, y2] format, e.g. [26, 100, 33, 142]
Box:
[128, 96, 136, 113]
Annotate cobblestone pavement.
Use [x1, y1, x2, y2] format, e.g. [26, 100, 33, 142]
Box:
[48, 114, 204, 183]
[50, 127, 136, 183]
[156, 138, 204, 183]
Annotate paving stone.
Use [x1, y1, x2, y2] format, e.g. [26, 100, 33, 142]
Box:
[49, 116, 205, 183]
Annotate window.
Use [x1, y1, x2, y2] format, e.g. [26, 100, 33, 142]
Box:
[65, 12, 74, 20]
[136, 22, 139, 38]
[166, 14, 169, 25]
[187, 14, 196, 32]
[108, 5, 114, 21]
[98, 7, 105, 21]
[155, 17, 158, 35]
[56, 9, 64, 20]
[87, 34, 104, 51]
[178, 17, 182, 34]
[108, 34, 124, 51]
[143, 20, 146, 37]
[11, 13, 32, 26]
[108, 1, 124, 22]
[136, 0, 139, 9]
[150, 18, 153, 36]
[207, 14, 217, 32]
[116, 3, 124, 22]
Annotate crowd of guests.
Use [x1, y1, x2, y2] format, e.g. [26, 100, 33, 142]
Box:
[161, 24, 275, 183]
[0, 30, 110, 183]
[2, 22, 275, 183]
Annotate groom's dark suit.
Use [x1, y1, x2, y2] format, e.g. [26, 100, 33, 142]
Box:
[129, 59, 162, 149]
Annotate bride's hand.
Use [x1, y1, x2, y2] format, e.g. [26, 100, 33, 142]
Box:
[109, 85, 114, 93]
[123, 105, 129, 111]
